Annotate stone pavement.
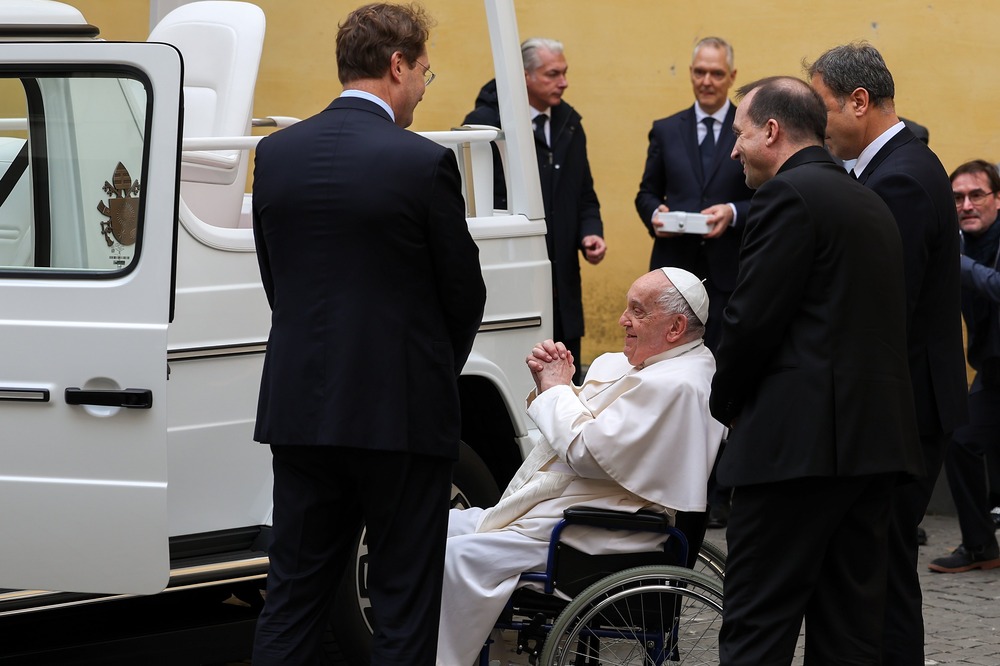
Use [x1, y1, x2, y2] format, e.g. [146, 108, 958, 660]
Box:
[915, 513, 1000, 666]
[494, 512, 1000, 665]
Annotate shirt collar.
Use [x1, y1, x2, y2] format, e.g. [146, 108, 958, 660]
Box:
[340, 89, 395, 122]
[695, 99, 730, 125]
[636, 339, 704, 369]
[530, 106, 551, 122]
[853, 121, 904, 177]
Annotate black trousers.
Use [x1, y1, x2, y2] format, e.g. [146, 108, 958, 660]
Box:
[252, 445, 453, 666]
[946, 384, 1000, 550]
[721, 474, 893, 666]
[881, 431, 948, 666]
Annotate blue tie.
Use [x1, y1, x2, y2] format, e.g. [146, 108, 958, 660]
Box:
[700, 117, 716, 178]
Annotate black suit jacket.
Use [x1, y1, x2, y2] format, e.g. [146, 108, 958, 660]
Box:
[634, 104, 754, 291]
[252, 96, 487, 459]
[857, 127, 968, 437]
[463, 80, 602, 340]
[711, 147, 922, 486]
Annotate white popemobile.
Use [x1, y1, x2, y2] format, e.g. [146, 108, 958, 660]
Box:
[0, 0, 551, 661]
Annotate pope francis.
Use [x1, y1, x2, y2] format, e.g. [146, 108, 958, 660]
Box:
[435, 267, 726, 665]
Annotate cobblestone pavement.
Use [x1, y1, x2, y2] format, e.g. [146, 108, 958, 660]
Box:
[494, 513, 1000, 665]
[917, 513, 1000, 666]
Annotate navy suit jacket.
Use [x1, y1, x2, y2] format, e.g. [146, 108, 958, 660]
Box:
[857, 127, 968, 437]
[635, 103, 753, 292]
[711, 147, 922, 486]
[252, 96, 487, 459]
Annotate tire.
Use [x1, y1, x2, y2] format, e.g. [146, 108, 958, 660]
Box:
[539, 565, 723, 666]
[327, 441, 501, 664]
[694, 540, 727, 583]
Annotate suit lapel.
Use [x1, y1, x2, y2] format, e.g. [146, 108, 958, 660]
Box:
[856, 127, 914, 185]
[680, 107, 702, 183]
[701, 105, 737, 185]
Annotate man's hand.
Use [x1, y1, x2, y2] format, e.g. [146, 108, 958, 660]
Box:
[652, 204, 681, 238]
[701, 203, 734, 239]
[582, 235, 606, 264]
[526, 339, 576, 392]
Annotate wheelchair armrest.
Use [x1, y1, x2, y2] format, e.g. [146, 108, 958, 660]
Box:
[562, 506, 672, 532]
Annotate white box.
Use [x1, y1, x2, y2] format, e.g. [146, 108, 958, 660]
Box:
[654, 211, 711, 235]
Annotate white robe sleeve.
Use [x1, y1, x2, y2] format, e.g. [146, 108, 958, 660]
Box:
[527, 349, 724, 512]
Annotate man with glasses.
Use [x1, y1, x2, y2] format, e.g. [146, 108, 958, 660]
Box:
[462, 37, 606, 384]
[250, 4, 486, 664]
[928, 160, 1000, 574]
[809, 42, 967, 666]
[634, 36, 752, 529]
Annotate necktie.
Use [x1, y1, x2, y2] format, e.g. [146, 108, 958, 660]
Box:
[533, 114, 548, 147]
[849, 168, 859, 180]
[700, 117, 716, 178]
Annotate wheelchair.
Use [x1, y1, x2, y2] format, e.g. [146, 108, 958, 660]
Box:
[480, 506, 725, 666]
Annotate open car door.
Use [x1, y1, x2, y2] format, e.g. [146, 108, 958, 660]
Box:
[0, 41, 182, 594]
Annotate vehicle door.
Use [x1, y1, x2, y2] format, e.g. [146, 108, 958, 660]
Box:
[0, 42, 182, 594]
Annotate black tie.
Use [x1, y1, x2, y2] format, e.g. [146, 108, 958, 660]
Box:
[533, 114, 548, 147]
[700, 117, 716, 178]
[849, 168, 859, 180]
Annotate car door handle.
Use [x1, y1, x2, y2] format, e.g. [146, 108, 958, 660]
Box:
[65, 388, 153, 409]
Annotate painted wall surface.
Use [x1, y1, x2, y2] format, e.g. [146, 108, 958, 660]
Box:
[76, 0, 998, 364]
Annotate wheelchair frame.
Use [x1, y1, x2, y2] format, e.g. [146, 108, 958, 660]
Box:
[480, 506, 725, 666]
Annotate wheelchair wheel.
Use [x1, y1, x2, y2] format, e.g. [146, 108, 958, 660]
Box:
[540, 565, 723, 665]
[694, 540, 727, 583]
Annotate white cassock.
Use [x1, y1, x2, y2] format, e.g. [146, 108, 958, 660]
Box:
[435, 339, 725, 666]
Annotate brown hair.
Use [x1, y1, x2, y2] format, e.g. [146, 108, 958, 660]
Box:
[950, 159, 1000, 194]
[336, 3, 433, 84]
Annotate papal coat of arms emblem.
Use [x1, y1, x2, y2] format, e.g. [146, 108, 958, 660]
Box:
[97, 162, 140, 247]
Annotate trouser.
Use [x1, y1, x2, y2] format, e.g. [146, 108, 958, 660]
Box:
[882, 431, 948, 666]
[946, 383, 1000, 550]
[721, 474, 893, 666]
[253, 445, 452, 666]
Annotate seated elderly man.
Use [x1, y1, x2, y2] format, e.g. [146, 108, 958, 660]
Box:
[436, 267, 725, 666]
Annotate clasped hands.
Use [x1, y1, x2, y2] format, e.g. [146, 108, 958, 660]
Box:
[526, 339, 576, 393]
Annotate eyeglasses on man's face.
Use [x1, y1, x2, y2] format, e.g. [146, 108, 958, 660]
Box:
[414, 59, 435, 87]
[953, 189, 996, 207]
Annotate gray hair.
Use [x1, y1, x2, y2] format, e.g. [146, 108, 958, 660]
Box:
[522, 37, 564, 71]
[806, 42, 895, 109]
[693, 36, 734, 71]
[656, 285, 706, 341]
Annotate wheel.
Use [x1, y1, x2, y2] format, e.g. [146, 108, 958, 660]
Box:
[539, 565, 723, 666]
[327, 441, 501, 664]
[694, 540, 726, 583]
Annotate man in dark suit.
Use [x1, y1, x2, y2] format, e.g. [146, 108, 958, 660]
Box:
[635, 36, 753, 353]
[711, 76, 921, 665]
[635, 37, 752, 529]
[250, 4, 486, 664]
[930, 160, 1000, 574]
[463, 37, 605, 383]
[809, 43, 968, 666]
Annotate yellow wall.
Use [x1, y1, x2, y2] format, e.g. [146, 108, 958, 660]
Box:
[77, 0, 1000, 364]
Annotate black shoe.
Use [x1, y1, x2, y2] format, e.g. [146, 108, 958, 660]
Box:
[928, 543, 1000, 573]
[917, 526, 927, 546]
[707, 504, 730, 529]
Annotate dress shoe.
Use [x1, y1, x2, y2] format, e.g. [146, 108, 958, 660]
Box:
[707, 503, 730, 529]
[928, 542, 1000, 573]
[917, 526, 927, 546]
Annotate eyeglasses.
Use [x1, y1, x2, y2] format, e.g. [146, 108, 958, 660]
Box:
[953, 190, 996, 207]
[414, 59, 435, 87]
